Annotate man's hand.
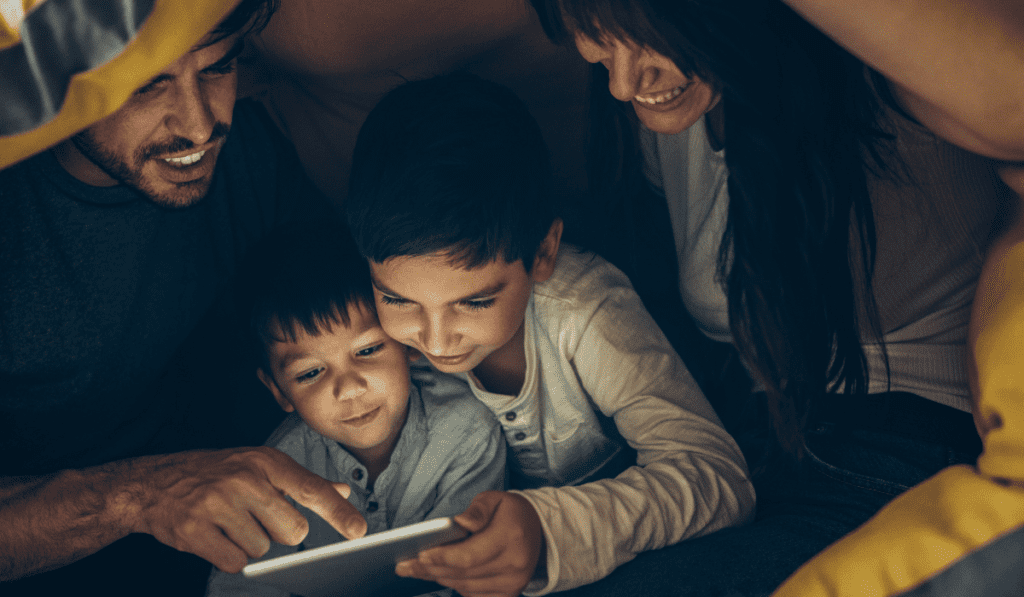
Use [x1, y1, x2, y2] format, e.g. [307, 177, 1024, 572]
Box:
[395, 491, 545, 597]
[125, 447, 367, 573]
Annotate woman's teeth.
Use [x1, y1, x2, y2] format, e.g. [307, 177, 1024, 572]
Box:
[164, 150, 206, 166]
[634, 86, 685, 105]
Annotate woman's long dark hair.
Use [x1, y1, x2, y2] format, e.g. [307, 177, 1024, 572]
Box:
[533, 0, 894, 461]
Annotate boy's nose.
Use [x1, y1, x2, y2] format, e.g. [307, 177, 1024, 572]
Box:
[334, 371, 368, 400]
[418, 313, 456, 356]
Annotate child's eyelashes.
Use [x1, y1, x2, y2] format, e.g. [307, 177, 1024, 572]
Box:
[295, 367, 324, 384]
[461, 298, 496, 311]
[378, 292, 495, 311]
[356, 342, 386, 357]
[379, 294, 408, 307]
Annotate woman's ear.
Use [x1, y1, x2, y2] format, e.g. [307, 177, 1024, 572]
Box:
[531, 218, 564, 283]
[257, 368, 295, 413]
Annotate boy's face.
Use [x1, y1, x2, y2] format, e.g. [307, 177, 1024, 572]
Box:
[258, 305, 412, 457]
[367, 240, 558, 376]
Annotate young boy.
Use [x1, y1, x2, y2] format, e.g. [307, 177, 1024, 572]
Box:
[205, 223, 506, 597]
[345, 73, 755, 596]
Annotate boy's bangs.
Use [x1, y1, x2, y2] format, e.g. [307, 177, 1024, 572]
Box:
[440, 239, 518, 272]
[258, 297, 376, 348]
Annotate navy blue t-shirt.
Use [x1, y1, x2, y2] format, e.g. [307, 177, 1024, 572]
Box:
[0, 100, 332, 596]
[0, 99, 322, 474]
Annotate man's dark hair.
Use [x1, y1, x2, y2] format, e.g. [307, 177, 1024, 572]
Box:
[237, 219, 376, 373]
[201, 0, 279, 47]
[346, 72, 556, 271]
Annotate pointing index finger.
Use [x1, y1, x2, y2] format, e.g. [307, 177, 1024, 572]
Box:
[266, 454, 367, 540]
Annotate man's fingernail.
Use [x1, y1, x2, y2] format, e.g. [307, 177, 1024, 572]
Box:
[395, 562, 411, 576]
[350, 519, 368, 537]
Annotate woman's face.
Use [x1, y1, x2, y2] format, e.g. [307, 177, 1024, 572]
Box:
[574, 32, 719, 135]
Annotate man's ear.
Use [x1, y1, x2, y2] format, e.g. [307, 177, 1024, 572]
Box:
[257, 368, 295, 413]
[531, 218, 564, 283]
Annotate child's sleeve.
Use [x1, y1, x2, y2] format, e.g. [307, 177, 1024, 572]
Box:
[515, 273, 755, 595]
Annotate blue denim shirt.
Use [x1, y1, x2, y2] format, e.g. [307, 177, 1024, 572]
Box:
[206, 363, 506, 597]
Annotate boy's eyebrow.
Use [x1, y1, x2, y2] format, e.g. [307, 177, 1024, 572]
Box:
[371, 276, 507, 303]
[458, 281, 507, 301]
[273, 349, 307, 373]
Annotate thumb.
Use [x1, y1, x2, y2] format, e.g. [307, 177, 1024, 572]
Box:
[453, 490, 503, 533]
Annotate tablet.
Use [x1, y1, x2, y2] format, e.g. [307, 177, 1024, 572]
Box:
[243, 517, 469, 597]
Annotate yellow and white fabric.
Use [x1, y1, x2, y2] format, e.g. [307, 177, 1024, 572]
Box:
[0, 0, 239, 170]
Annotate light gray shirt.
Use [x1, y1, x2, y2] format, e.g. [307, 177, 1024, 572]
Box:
[459, 247, 754, 594]
[206, 362, 506, 597]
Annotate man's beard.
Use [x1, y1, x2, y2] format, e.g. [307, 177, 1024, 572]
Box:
[71, 123, 230, 209]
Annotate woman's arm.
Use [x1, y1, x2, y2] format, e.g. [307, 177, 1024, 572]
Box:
[783, 0, 1024, 161]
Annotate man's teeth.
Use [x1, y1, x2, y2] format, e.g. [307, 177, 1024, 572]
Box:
[163, 150, 206, 166]
[634, 86, 685, 105]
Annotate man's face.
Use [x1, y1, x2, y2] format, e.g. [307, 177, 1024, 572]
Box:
[58, 34, 242, 208]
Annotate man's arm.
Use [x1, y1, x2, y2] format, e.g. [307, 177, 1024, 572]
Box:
[0, 447, 367, 581]
[783, 0, 1024, 162]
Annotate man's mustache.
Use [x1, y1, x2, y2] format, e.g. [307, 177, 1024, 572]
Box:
[141, 121, 231, 160]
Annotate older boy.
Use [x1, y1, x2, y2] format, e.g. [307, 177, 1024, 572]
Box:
[346, 73, 754, 597]
[206, 224, 505, 597]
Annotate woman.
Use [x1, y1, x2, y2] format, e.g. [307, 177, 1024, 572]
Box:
[528, 0, 1024, 595]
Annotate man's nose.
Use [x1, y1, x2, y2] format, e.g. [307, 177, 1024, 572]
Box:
[166, 80, 216, 146]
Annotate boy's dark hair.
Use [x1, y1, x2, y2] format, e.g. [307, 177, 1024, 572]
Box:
[237, 220, 376, 374]
[347, 72, 556, 271]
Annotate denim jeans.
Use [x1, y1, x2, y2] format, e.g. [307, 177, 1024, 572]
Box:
[548, 395, 981, 597]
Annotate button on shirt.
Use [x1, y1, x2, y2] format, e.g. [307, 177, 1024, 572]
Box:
[206, 366, 506, 597]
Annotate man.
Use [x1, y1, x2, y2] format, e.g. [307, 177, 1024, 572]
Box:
[0, 1, 365, 595]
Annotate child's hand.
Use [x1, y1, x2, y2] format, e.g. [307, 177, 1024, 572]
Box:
[395, 490, 545, 597]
